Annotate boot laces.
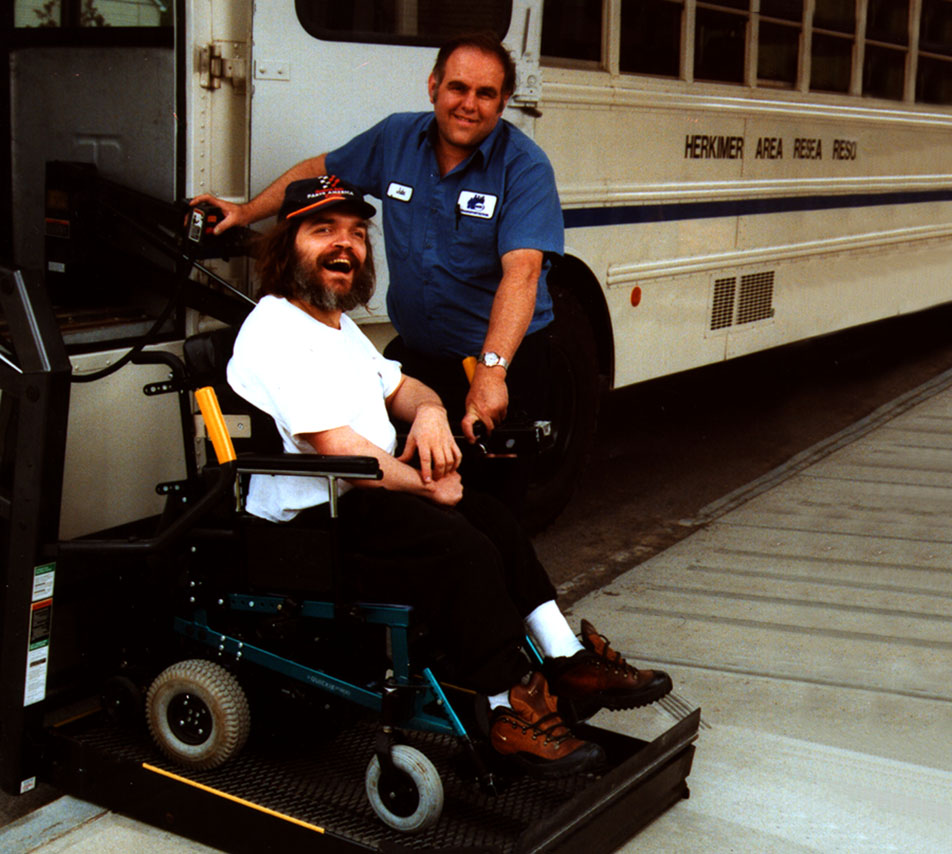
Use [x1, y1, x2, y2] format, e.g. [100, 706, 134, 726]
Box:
[509, 711, 573, 745]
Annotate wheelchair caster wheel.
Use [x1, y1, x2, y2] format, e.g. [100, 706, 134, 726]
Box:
[365, 744, 443, 832]
[146, 659, 250, 770]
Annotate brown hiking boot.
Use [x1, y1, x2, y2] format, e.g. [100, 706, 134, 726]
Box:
[547, 620, 673, 722]
[489, 672, 604, 777]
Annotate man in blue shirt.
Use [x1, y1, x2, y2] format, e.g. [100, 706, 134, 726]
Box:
[196, 32, 563, 511]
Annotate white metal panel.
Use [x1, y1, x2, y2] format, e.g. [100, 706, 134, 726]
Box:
[61, 344, 187, 540]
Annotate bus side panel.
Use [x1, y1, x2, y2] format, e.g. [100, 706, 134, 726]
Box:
[538, 71, 952, 389]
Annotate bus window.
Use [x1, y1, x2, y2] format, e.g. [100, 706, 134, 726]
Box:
[294, 0, 511, 46]
[865, 0, 909, 45]
[919, 0, 952, 55]
[813, 0, 855, 33]
[15, 0, 170, 27]
[758, 1, 802, 88]
[760, 0, 801, 21]
[917, 0, 952, 104]
[541, 0, 603, 66]
[619, 0, 682, 78]
[863, 0, 908, 100]
[810, 0, 855, 93]
[694, 2, 748, 84]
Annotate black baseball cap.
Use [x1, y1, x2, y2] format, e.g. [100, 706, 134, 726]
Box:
[278, 175, 376, 221]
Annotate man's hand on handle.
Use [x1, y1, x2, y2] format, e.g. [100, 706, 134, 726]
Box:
[189, 195, 251, 235]
[462, 365, 509, 443]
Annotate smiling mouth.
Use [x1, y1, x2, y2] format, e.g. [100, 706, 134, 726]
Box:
[323, 257, 354, 273]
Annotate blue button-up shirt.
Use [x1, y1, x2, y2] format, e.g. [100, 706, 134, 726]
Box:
[325, 112, 563, 358]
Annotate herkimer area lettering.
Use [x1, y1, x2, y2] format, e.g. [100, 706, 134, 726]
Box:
[684, 135, 745, 159]
[684, 134, 859, 161]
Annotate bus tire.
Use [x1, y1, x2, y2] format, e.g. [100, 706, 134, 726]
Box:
[523, 281, 601, 531]
[365, 745, 444, 832]
[146, 659, 250, 770]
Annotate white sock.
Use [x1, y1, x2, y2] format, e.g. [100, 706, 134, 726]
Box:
[525, 600, 584, 659]
[487, 688, 511, 710]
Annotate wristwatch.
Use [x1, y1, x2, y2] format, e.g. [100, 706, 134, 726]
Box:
[477, 351, 510, 371]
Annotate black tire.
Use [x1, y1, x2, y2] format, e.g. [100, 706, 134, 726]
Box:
[146, 659, 250, 770]
[522, 281, 601, 531]
[365, 745, 444, 833]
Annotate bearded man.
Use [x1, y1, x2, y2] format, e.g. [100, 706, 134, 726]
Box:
[226, 176, 671, 778]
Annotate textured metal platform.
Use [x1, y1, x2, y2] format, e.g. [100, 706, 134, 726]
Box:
[48, 707, 697, 853]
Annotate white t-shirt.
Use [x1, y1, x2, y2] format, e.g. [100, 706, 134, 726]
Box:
[227, 295, 403, 521]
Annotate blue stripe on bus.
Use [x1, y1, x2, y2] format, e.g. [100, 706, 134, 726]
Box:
[563, 189, 952, 228]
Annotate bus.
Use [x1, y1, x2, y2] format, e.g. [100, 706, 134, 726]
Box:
[6, 0, 952, 532]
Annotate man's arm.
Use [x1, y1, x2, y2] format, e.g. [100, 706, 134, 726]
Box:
[304, 426, 463, 506]
[191, 154, 328, 233]
[461, 247, 543, 441]
[387, 376, 462, 483]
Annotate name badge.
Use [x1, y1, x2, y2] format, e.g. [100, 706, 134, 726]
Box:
[457, 190, 498, 219]
[387, 182, 413, 202]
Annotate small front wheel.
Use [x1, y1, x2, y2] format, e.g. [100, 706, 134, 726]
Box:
[146, 659, 250, 770]
[365, 744, 443, 833]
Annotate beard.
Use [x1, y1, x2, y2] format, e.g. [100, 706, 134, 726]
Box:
[292, 247, 375, 313]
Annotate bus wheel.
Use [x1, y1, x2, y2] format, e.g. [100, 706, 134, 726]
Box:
[146, 659, 250, 770]
[523, 282, 601, 531]
[365, 745, 444, 832]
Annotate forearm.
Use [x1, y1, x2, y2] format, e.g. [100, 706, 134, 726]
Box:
[479, 248, 541, 362]
[386, 376, 445, 424]
[461, 251, 540, 436]
[306, 426, 432, 497]
[240, 154, 328, 224]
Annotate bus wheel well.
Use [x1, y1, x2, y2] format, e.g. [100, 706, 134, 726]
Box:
[548, 255, 614, 390]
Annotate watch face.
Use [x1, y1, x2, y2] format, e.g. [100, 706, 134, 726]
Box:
[482, 352, 499, 367]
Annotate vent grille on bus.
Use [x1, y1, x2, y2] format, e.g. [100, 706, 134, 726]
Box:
[711, 277, 736, 330]
[709, 271, 775, 330]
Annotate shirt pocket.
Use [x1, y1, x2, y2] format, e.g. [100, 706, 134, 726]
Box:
[447, 212, 499, 280]
[383, 195, 415, 259]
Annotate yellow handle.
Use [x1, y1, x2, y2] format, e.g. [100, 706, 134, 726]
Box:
[195, 386, 237, 464]
[462, 355, 477, 384]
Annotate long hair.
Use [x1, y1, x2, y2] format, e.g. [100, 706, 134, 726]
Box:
[254, 214, 376, 305]
[432, 31, 516, 98]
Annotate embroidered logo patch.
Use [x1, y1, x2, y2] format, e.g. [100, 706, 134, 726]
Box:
[387, 182, 413, 202]
[457, 190, 497, 219]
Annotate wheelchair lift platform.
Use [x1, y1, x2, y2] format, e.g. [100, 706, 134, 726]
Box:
[47, 705, 698, 852]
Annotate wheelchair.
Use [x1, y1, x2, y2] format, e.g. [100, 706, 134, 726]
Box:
[141, 324, 552, 833]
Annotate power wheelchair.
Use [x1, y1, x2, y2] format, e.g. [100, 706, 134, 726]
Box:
[148, 321, 543, 833]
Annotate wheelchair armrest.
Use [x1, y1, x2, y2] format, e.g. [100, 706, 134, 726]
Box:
[236, 453, 382, 480]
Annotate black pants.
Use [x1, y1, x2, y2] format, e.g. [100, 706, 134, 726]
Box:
[384, 330, 552, 514]
[289, 488, 556, 694]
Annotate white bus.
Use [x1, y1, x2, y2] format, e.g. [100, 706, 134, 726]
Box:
[7, 0, 952, 530]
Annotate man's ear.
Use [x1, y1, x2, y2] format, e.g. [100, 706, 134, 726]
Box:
[498, 92, 511, 114]
[427, 72, 437, 103]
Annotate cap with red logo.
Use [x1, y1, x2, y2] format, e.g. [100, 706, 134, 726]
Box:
[278, 175, 376, 221]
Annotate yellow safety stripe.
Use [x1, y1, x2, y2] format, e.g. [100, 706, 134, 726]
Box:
[142, 763, 325, 834]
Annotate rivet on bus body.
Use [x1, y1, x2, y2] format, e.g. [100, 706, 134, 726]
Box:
[630, 286, 642, 307]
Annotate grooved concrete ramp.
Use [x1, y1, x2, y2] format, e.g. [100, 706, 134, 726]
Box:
[571, 382, 952, 851]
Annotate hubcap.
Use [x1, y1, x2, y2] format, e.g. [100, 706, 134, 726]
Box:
[167, 692, 213, 745]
